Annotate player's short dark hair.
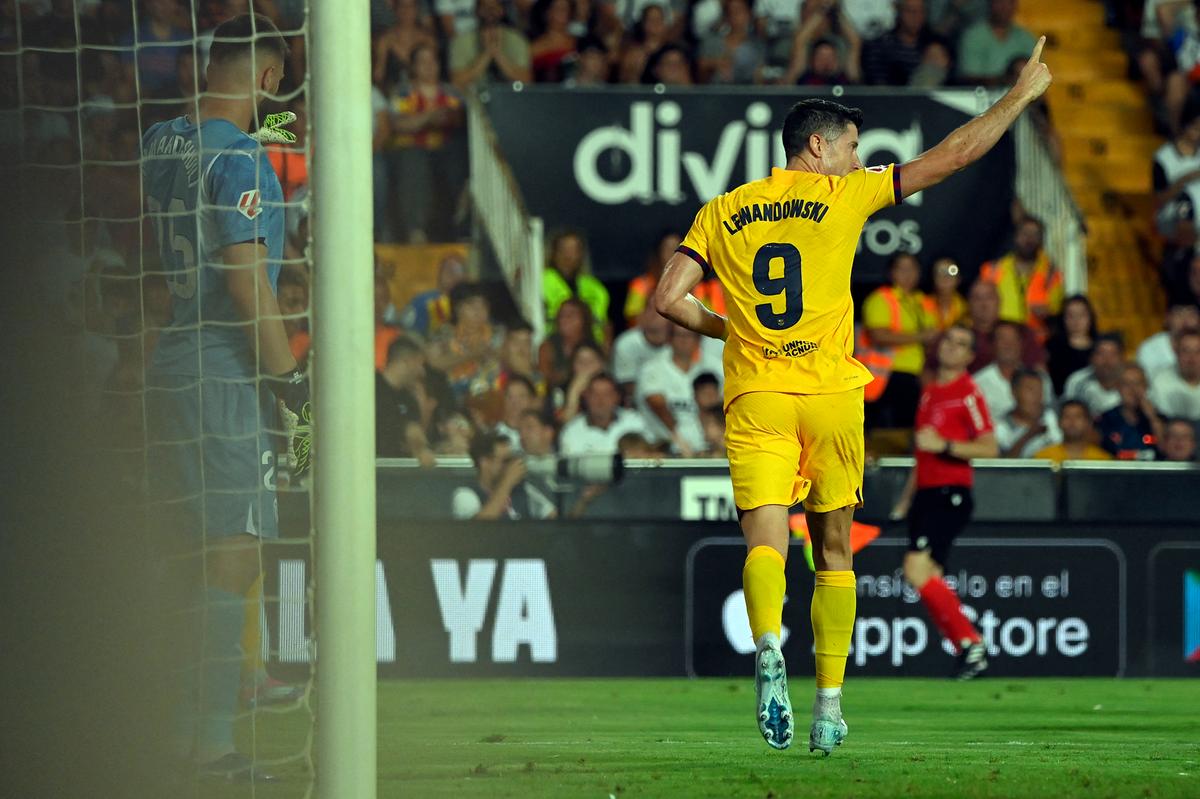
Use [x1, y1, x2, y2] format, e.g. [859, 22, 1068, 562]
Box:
[469, 430, 509, 468]
[1059, 399, 1092, 420]
[781, 99, 864, 159]
[209, 14, 289, 67]
[693, 372, 720, 392]
[386, 334, 422, 364]
[1010, 367, 1042, 392]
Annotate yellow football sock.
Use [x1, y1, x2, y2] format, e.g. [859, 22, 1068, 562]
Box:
[241, 573, 265, 685]
[812, 570, 857, 689]
[743, 545, 786, 643]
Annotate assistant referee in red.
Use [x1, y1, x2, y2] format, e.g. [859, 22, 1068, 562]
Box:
[891, 323, 998, 680]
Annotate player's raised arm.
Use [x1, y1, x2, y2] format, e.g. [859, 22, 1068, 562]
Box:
[899, 35, 1052, 199]
[654, 250, 728, 341]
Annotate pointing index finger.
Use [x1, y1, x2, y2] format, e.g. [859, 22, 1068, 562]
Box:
[1030, 35, 1046, 64]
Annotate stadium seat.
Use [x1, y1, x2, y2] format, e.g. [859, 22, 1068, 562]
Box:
[1017, 0, 1166, 348]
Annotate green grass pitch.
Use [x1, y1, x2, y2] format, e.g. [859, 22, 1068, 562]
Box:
[220, 678, 1199, 798]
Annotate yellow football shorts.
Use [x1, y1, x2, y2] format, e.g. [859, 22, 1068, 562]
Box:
[724, 387, 865, 513]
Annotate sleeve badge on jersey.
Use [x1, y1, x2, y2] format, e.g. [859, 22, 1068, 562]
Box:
[865, 165, 888, 173]
[237, 189, 263, 220]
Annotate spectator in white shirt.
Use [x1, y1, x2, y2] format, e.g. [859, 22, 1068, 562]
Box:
[1063, 333, 1124, 416]
[493, 373, 539, 451]
[612, 304, 671, 400]
[1137, 303, 1200, 377]
[1149, 330, 1200, 420]
[559, 373, 648, 456]
[451, 431, 557, 520]
[995, 368, 1061, 458]
[636, 325, 714, 455]
[971, 321, 1054, 420]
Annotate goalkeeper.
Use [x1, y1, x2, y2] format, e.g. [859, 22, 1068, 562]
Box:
[142, 13, 305, 782]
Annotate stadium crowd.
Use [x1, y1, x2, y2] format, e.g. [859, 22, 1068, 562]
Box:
[369, 225, 1200, 477]
[5, 0, 1200, 494]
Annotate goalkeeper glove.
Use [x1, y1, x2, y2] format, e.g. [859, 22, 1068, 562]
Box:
[268, 369, 312, 478]
[250, 111, 298, 145]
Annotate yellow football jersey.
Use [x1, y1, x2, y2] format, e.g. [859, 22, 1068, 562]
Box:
[678, 164, 901, 406]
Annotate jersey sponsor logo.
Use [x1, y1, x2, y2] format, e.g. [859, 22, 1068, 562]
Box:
[761, 339, 819, 360]
[237, 188, 263, 220]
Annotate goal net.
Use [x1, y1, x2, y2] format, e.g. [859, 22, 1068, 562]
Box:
[4, 0, 319, 793]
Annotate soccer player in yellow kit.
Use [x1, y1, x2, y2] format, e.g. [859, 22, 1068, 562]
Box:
[655, 38, 1052, 754]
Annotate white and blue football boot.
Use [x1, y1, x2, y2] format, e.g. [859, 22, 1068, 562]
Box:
[754, 633, 793, 750]
[809, 691, 848, 756]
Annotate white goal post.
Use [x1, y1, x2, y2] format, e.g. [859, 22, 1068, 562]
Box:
[311, 1, 377, 797]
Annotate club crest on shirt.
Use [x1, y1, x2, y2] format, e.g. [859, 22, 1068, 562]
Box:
[237, 189, 263, 220]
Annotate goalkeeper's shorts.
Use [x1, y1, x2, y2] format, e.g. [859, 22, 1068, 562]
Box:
[146, 373, 280, 540]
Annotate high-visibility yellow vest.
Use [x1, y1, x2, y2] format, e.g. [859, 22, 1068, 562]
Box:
[855, 287, 902, 402]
